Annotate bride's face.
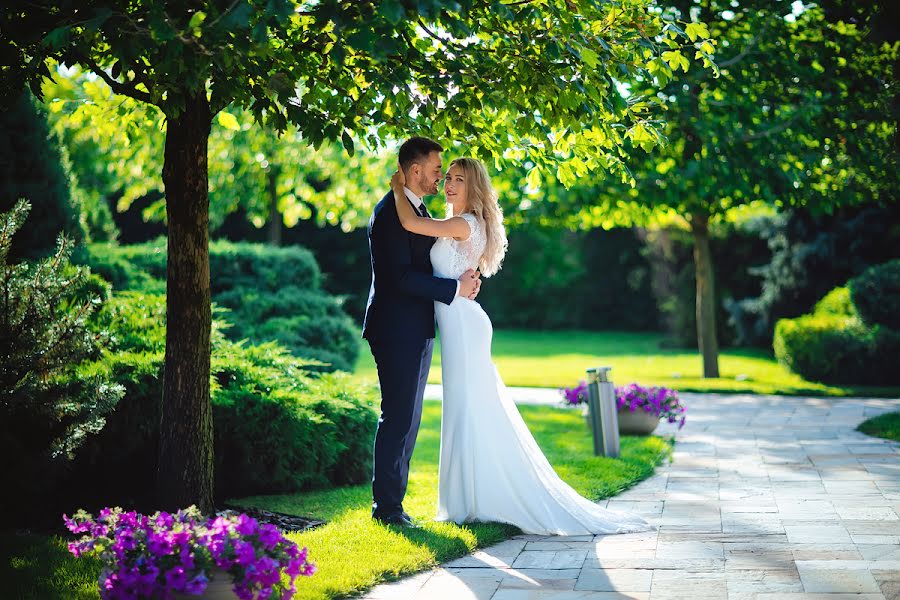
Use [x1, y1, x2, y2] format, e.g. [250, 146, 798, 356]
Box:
[444, 165, 467, 211]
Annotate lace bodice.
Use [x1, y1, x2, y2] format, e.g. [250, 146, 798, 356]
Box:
[430, 213, 486, 279]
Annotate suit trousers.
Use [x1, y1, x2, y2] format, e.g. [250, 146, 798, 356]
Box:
[368, 336, 434, 517]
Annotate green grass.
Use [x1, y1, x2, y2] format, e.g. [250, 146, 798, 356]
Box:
[857, 412, 900, 442]
[237, 401, 670, 599]
[3, 401, 671, 599]
[0, 532, 101, 600]
[355, 329, 900, 397]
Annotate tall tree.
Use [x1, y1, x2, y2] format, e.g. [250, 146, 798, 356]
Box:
[506, 0, 897, 377]
[3, 0, 713, 511]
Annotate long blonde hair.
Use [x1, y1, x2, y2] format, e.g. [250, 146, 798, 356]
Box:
[450, 157, 508, 277]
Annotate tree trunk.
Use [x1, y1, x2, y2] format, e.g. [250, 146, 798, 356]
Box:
[690, 212, 720, 378]
[157, 92, 214, 514]
[267, 166, 281, 246]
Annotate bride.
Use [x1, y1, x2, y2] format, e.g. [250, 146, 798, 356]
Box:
[390, 158, 650, 535]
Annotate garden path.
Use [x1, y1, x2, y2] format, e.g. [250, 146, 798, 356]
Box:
[361, 391, 900, 599]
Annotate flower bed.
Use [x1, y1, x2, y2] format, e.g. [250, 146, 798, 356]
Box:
[64, 506, 314, 599]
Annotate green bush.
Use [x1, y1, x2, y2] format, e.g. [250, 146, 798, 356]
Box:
[78, 238, 359, 371]
[813, 287, 856, 317]
[774, 279, 900, 385]
[850, 259, 900, 330]
[774, 314, 870, 384]
[0, 201, 123, 524]
[62, 292, 377, 512]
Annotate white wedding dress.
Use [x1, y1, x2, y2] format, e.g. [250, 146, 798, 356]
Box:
[430, 213, 651, 535]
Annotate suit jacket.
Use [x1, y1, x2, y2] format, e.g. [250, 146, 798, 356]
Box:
[362, 190, 457, 341]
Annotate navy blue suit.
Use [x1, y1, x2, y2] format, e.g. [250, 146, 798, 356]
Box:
[363, 190, 456, 518]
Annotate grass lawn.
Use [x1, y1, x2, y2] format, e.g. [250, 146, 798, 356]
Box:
[2, 402, 671, 599]
[355, 329, 900, 397]
[857, 412, 900, 442]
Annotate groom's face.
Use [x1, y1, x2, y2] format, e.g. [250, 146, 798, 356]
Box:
[414, 151, 443, 196]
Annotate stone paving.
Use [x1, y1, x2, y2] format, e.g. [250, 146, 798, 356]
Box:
[361, 392, 900, 599]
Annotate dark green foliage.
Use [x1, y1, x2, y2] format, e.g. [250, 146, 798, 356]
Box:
[0, 200, 123, 523]
[0, 92, 85, 260]
[641, 224, 768, 347]
[62, 292, 377, 513]
[478, 227, 658, 330]
[774, 268, 900, 386]
[849, 260, 900, 330]
[727, 205, 900, 346]
[77, 238, 360, 371]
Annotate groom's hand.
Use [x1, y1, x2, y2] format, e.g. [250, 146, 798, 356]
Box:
[458, 269, 480, 298]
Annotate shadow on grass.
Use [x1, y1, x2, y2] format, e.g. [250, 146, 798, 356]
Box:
[0, 531, 101, 600]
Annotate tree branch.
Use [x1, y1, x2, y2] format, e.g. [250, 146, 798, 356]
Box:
[72, 50, 153, 104]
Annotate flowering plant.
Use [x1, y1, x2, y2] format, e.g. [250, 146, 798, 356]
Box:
[64, 506, 315, 600]
[616, 382, 686, 429]
[559, 380, 589, 406]
[560, 381, 686, 429]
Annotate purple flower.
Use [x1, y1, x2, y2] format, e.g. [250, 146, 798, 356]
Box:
[258, 524, 282, 550]
[235, 514, 259, 536]
[65, 507, 314, 598]
[184, 573, 208, 595]
[234, 540, 256, 567]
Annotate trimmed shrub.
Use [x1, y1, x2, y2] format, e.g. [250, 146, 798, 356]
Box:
[813, 287, 856, 318]
[774, 314, 871, 384]
[774, 277, 900, 386]
[63, 292, 377, 513]
[850, 259, 900, 330]
[77, 238, 359, 371]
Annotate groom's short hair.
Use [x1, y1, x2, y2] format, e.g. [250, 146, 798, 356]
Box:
[399, 137, 443, 171]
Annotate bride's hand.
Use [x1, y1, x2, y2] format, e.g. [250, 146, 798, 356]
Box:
[391, 167, 406, 192]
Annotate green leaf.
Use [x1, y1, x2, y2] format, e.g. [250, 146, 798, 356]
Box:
[685, 22, 710, 42]
[581, 48, 599, 69]
[662, 50, 690, 73]
[42, 26, 71, 49]
[341, 131, 355, 157]
[217, 111, 241, 131]
[188, 10, 207, 30]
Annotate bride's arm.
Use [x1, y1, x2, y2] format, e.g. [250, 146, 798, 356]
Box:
[392, 170, 470, 239]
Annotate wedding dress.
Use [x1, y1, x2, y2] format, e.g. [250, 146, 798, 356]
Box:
[430, 212, 651, 535]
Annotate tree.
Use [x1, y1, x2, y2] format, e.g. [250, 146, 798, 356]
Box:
[3, 0, 713, 512]
[43, 70, 397, 239]
[0, 200, 124, 520]
[508, 0, 897, 377]
[0, 91, 85, 259]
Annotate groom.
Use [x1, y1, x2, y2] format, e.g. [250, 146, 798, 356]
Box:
[363, 137, 481, 527]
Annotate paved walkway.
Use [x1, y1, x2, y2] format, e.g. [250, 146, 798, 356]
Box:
[362, 392, 900, 599]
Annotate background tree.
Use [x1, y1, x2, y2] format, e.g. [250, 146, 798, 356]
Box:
[3, 0, 714, 512]
[509, 0, 897, 377]
[0, 91, 86, 259]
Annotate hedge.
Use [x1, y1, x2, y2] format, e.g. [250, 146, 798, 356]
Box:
[774, 261, 900, 386]
[77, 238, 359, 372]
[52, 292, 378, 517]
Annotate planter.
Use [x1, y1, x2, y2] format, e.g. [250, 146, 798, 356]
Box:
[616, 409, 660, 435]
[173, 570, 238, 600]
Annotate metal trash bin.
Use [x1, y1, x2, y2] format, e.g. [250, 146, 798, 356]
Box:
[586, 366, 620, 458]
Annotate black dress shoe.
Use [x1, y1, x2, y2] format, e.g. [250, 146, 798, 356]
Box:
[373, 512, 419, 528]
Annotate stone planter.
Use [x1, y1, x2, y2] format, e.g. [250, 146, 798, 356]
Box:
[173, 569, 238, 600]
[616, 409, 660, 435]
